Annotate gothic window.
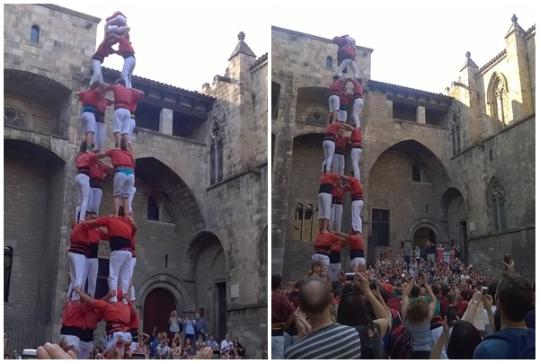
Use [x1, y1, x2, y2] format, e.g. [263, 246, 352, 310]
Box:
[489, 74, 510, 124]
[210, 121, 224, 184]
[326, 56, 333, 69]
[30, 25, 40, 43]
[4, 246, 13, 302]
[412, 164, 421, 182]
[294, 203, 304, 241]
[147, 196, 159, 221]
[294, 202, 318, 241]
[451, 108, 462, 156]
[488, 176, 507, 231]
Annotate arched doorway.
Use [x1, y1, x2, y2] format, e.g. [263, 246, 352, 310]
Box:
[442, 187, 467, 262]
[143, 288, 176, 335]
[413, 226, 436, 249]
[187, 232, 227, 340]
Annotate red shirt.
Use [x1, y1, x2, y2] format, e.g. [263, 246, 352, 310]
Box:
[314, 232, 339, 250]
[79, 89, 103, 108]
[105, 149, 135, 168]
[118, 36, 135, 57]
[92, 39, 115, 62]
[62, 301, 86, 328]
[88, 299, 130, 325]
[96, 98, 109, 114]
[348, 233, 365, 250]
[127, 305, 139, 330]
[83, 303, 103, 330]
[329, 79, 345, 97]
[350, 128, 362, 148]
[320, 172, 340, 186]
[348, 178, 363, 199]
[335, 134, 348, 155]
[272, 291, 295, 325]
[127, 91, 144, 113]
[333, 36, 356, 61]
[351, 80, 364, 98]
[89, 160, 113, 181]
[72, 223, 101, 245]
[332, 184, 344, 203]
[110, 84, 134, 108]
[90, 216, 135, 240]
[325, 123, 341, 138]
[75, 152, 97, 170]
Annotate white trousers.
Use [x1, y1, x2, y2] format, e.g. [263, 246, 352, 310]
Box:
[122, 56, 136, 89]
[105, 24, 129, 35]
[80, 257, 99, 297]
[128, 257, 137, 300]
[332, 154, 345, 175]
[108, 250, 133, 302]
[79, 341, 94, 359]
[351, 148, 363, 181]
[331, 204, 343, 232]
[128, 187, 136, 214]
[114, 108, 132, 135]
[311, 253, 330, 276]
[318, 192, 332, 220]
[352, 98, 364, 128]
[95, 122, 106, 152]
[337, 110, 348, 122]
[59, 335, 80, 356]
[90, 59, 103, 86]
[74, 173, 91, 222]
[113, 172, 135, 198]
[128, 117, 136, 144]
[329, 263, 342, 282]
[322, 140, 335, 173]
[81, 111, 97, 134]
[89, 187, 103, 215]
[351, 199, 365, 233]
[328, 95, 340, 112]
[68, 252, 87, 301]
[336, 58, 359, 79]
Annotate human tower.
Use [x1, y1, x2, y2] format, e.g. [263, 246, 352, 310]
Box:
[60, 12, 145, 359]
[312, 34, 367, 282]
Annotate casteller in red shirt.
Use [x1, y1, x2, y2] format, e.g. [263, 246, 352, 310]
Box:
[105, 149, 135, 168]
[61, 301, 87, 329]
[349, 128, 362, 148]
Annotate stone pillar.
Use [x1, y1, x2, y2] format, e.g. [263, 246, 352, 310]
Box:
[417, 106, 426, 124]
[159, 108, 173, 135]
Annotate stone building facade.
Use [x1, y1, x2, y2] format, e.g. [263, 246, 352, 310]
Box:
[272, 20, 534, 281]
[4, 4, 267, 356]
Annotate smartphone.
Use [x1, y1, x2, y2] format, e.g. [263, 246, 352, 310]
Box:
[503, 253, 512, 270]
[481, 286, 488, 294]
[132, 353, 146, 359]
[22, 349, 37, 359]
[345, 272, 355, 281]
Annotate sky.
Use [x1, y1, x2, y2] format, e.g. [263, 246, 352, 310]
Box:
[49, 0, 269, 91]
[272, 0, 537, 93]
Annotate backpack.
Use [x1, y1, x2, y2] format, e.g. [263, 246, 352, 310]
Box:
[484, 328, 535, 359]
[354, 323, 386, 359]
[387, 324, 413, 359]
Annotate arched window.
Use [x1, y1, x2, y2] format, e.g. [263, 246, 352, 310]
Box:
[4, 246, 13, 302]
[147, 196, 160, 221]
[210, 122, 224, 184]
[488, 176, 506, 231]
[326, 56, 333, 69]
[294, 203, 304, 241]
[30, 25, 40, 43]
[302, 204, 314, 241]
[412, 164, 421, 182]
[488, 73, 510, 124]
[451, 108, 462, 156]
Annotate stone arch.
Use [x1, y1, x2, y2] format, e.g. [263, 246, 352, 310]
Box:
[186, 231, 227, 339]
[4, 139, 66, 353]
[368, 139, 450, 251]
[296, 86, 330, 126]
[134, 157, 205, 239]
[487, 71, 511, 123]
[4, 69, 72, 137]
[408, 219, 445, 248]
[137, 274, 194, 333]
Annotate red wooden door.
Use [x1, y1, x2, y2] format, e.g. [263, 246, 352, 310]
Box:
[143, 288, 176, 334]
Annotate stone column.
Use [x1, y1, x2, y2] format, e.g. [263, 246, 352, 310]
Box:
[272, 73, 297, 275]
[417, 106, 426, 124]
[159, 108, 173, 135]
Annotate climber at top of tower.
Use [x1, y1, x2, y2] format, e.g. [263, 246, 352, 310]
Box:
[333, 34, 359, 80]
